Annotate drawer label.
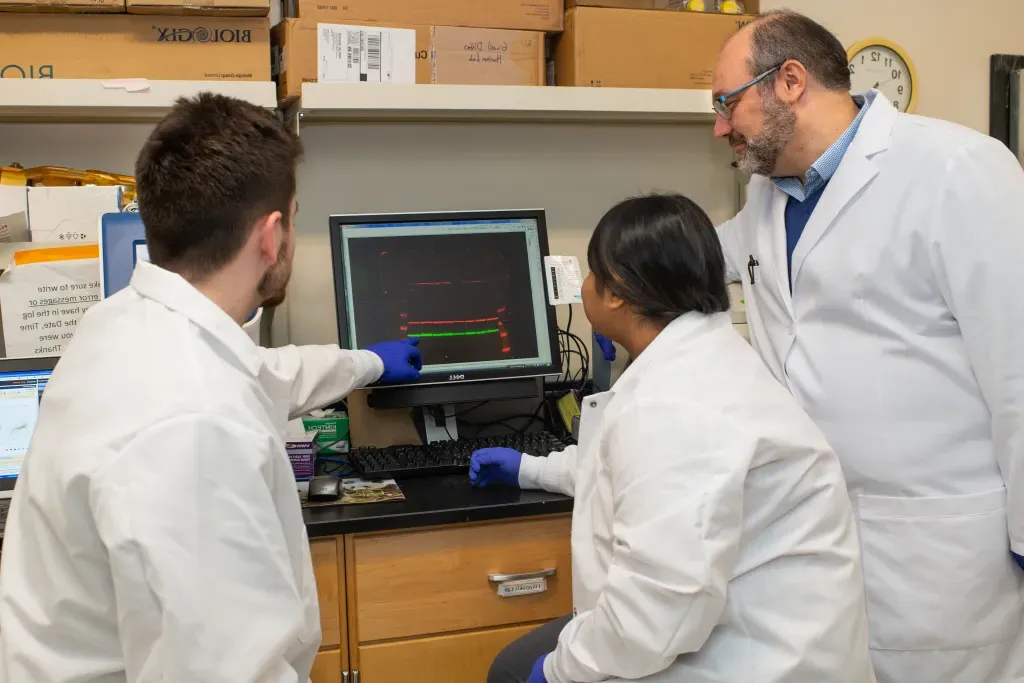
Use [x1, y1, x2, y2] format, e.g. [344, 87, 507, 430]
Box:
[497, 577, 548, 598]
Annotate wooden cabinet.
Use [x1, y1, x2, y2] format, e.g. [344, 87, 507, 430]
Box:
[310, 649, 343, 683]
[349, 516, 573, 641]
[309, 514, 572, 683]
[358, 624, 537, 683]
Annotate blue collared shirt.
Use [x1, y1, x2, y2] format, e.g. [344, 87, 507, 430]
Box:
[773, 95, 870, 201]
[776, 95, 870, 285]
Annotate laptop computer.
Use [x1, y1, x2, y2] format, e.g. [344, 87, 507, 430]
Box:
[0, 357, 59, 511]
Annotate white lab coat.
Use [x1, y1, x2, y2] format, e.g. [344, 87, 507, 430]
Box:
[519, 312, 875, 683]
[717, 89, 1024, 683]
[0, 260, 383, 683]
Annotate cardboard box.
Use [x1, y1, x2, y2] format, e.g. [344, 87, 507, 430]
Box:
[28, 186, 124, 244]
[0, 0, 123, 13]
[301, 411, 350, 455]
[0, 14, 270, 81]
[273, 18, 545, 104]
[555, 6, 753, 88]
[287, 0, 562, 32]
[0, 188, 30, 245]
[566, 0, 758, 11]
[126, 0, 267, 17]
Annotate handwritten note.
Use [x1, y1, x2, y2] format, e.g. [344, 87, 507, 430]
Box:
[0, 248, 101, 357]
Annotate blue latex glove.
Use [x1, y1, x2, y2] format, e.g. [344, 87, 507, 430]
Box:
[366, 338, 422, 384]
[1015, 553, 1024, 571]
[526, 654, 549, 683]
[469, 447, 522, 487]
[594, 332, 616, 362]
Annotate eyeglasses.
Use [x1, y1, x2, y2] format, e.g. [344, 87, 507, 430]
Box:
[712, 64, 783, 120]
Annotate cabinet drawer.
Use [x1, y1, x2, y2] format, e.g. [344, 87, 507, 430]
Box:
[310, 538, 342, 648]
[359, 623, 538, 683]
[351, 516, 572, 642]
[310, 648, 342, 683]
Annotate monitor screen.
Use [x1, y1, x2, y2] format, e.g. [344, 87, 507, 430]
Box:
[100, 212, 148, 299]
[330, 210, 560, 387]
[0, 362, 54, 482]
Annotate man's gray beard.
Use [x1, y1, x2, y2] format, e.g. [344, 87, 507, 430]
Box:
[736, 91, 797, 177]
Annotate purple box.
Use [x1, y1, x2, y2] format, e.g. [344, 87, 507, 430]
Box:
[286, 435, 317, 481]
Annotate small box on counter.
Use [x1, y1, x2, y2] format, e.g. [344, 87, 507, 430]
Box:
[555, 6, 753, 88]
[273, 18, 545, 104]
[286, 429, 319, 481]
[0, 14, 271, 81]
[0, 0, 124, 13]
[126, 0, 268, 17]
[301, 410, 351, 455]
[286, 0, 562, 32]
[566, 0, 758, 11]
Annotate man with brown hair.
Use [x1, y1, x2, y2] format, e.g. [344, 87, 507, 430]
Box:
[0, 93, 420, 682]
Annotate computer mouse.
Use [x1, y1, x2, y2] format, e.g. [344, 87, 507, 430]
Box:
[308, 476, 342, 503]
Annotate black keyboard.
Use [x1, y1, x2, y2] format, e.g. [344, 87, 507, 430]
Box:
[349, 431, 568, 479]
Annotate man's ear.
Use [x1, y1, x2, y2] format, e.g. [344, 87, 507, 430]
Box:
[257, 210, 284, 266]
[776, 58, 809, 104]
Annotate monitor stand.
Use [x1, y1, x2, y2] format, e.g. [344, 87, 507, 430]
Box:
[423, 404, 459, 443]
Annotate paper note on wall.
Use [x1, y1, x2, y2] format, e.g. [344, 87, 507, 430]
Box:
[318, 24, 416, 84]
[0, 245, 101, 358]
[543, 255, 583, 305]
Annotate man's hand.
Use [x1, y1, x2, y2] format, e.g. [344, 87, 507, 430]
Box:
[365, 338, 423, 384]
[469, 448, 523, 487]
[526, 654, 549, 683]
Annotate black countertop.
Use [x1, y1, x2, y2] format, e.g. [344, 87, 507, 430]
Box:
[0, 477, 572, 548]
[302, 475, 573, 537]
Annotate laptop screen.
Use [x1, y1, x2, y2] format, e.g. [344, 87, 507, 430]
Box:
[0, 364, 53, 482]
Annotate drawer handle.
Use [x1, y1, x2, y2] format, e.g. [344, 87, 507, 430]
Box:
[488, 568, 557, 582]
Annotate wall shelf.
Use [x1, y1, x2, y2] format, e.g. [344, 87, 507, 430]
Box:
[0, 79, 277, 123]
[294, 83, 717, 124]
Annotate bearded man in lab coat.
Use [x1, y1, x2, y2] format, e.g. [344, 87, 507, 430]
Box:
[712, 10, 1024, 682]
[0, 93, 422, 682]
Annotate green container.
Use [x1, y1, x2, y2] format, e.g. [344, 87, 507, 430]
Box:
[301, 412, 350, 455]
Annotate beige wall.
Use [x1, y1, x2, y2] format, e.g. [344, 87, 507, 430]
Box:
[761, 0, 1024, 133]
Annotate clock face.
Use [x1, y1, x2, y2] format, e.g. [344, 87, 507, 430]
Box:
[847, 44, 914, 112]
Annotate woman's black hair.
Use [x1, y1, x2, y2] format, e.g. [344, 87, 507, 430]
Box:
[587, 193, 730, 325]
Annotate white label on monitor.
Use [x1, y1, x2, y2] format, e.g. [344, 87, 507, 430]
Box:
[543, 255, 583, 306]
[317, 24, 416, 84]
[134, 243, 150, 263]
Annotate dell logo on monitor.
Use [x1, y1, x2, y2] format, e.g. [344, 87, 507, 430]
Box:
[448, 374, 466, 381]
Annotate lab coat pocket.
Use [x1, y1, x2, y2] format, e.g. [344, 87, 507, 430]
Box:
[856, 488, 1020, 651]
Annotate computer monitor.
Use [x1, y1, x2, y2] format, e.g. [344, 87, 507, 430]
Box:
[99, 211, 148, 299]
[0, 356, 58, 499]
[329, 210, 561, 409]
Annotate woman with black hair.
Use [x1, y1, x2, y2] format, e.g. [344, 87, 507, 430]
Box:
[471, 194, 875, 683]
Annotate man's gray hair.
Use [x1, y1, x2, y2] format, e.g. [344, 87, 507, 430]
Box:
[748, 10, 852, 94]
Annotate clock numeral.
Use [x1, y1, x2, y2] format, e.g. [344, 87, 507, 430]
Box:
[893, 101, 900, 109]
[898, 85, 904, 95]
[892, 69, 902, 79]
[848, 63, 855, 74]
[871, 51, 880, 62]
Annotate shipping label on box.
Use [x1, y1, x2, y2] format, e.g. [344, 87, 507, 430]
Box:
[0, 245, 101, 358]
[316, 23, 417, 84]
[28, 186, 123, 244]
